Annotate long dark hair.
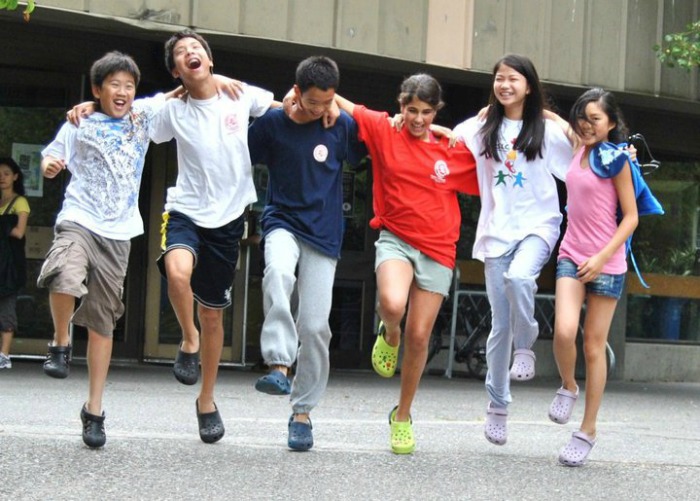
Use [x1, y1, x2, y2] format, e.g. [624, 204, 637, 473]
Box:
[0, 157, 25, 196]
[569, 87, 628, 144]
[479, 54, 546, 162]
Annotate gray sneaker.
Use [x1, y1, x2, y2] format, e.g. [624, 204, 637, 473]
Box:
[0, 353, 11, 369]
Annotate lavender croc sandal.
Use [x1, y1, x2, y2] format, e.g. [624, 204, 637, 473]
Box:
[559, 430, 596, 467]
[484, 402, 508, 446]
[548, 386, 579, 424]
[510, 349, 536, 381]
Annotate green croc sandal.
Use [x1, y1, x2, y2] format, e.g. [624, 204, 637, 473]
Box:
[389, 406, 415, 454]
[372, 322, 399, 378]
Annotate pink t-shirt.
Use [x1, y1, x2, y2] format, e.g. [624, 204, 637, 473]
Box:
[558, 148, 627, 274]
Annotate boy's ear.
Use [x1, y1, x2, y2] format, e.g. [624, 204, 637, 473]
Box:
[293, 84, 302, 101]
[91, 84, 101, 100]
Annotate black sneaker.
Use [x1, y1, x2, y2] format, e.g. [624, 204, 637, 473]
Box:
[80, 405, 106, 448]
[43, 344, 71, 379]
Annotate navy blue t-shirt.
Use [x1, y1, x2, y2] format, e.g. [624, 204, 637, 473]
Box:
[248, 109, 366, 258]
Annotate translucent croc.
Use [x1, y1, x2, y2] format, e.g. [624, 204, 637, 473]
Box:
[388, 406, 415, 454]
[510, 349, 536, 381]
[371, 322, 399, 378]
[559, 430, 596, 467]
[548, 386, 579, 424]
[484, 402, 508, 446]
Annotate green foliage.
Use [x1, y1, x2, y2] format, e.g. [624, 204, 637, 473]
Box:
[0, 0, 35, 22]
[654, 19, 700, 70]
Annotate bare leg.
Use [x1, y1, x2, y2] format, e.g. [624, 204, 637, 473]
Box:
[49, 292, 76, 346]
[579, 295, 618, 438]
[196, 304, 224, 413]
[85, 329, 113, 415]
[0, 330, 13, 355]
[375, 259, 414, 347]
[553, 277, 586, 393]
[395, 286, 443, 422]
[164, 249, 200, 353]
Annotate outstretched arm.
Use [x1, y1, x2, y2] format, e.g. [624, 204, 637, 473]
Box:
[334, 94, 356, 117]
[543, 109, 580, 149]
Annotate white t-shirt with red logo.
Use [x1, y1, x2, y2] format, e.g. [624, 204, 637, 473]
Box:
[353, 105, 478, 269]
[150, 84, 273, 228]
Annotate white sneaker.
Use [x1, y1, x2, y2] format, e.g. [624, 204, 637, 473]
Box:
[0, 353, 11, 369]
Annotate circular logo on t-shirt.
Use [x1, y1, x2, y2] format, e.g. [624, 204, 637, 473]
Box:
[313, 144, 329, 162]
[432, 160, 449, 183]
[225, 113, 239, 133]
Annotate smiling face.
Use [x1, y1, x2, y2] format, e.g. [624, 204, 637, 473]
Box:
[293, 85, 336, 122]
[577, 101, 616, 146]
[171, 36, 213, 84]
[400, 96, 437, 140]
[493, 63, 530, 117]
[91, 71, 136, 119]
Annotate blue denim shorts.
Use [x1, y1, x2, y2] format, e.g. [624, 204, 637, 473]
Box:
[556, 258, 625, 300]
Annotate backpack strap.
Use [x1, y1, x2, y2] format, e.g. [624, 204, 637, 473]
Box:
[0, 196, 19, 216]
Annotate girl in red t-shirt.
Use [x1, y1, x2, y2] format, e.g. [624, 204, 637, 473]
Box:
[335, 74, 478, 454]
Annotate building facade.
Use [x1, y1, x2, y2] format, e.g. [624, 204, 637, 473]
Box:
[1, 0, 698, 381]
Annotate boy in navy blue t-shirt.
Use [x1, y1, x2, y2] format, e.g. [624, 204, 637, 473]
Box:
[248, 56, 366, 451]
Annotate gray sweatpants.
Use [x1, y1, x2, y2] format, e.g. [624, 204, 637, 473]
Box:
[260, 228, 337, 414]
[484, 235, 551, 408]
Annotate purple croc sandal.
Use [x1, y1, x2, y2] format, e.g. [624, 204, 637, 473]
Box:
[548, 386, 579, 424]
[559, 431, 596, 467]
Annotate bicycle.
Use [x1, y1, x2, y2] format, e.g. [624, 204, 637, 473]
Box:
[427, 289, 617, 379]
[427, 290, 491, 379]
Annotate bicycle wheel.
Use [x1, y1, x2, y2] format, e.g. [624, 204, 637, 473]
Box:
[456, 329, 489, 380]
[426, 313, 448, 364]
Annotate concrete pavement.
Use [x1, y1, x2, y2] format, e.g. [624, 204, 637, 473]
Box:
[1, 360, 698, 500]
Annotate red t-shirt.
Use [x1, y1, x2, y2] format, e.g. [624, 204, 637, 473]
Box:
[354, 105, 478, 268]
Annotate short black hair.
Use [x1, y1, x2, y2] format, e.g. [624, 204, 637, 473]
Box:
[90, 51, 140, 88]
[164, 29, 213, 74]
[295, 56, 340, 93]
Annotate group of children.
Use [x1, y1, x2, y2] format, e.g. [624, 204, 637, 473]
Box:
[28, 29, 652, 467]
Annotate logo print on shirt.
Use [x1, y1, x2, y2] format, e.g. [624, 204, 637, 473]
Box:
[495, 137, 526, 187]
[224, 113, 239, 134]
[430, 160, 450, 184]
[313, 144, 329, 162]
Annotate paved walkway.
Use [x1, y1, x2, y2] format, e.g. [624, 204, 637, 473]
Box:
[1, 360, 698, 500]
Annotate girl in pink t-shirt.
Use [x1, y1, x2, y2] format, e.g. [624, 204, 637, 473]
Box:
[549, 88, 638, 467]
[334, 74, 478, 454]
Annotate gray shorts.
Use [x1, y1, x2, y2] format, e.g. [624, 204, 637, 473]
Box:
[0, 294, 17, 332]
[37, 221, 131, 337]
[374, 230, 453, 297]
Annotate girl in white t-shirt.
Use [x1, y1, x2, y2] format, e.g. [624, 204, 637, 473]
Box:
[549, 88, 637, 466]
[453, 54, 573, 447]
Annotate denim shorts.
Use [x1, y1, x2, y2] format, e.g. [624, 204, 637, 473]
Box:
[556, 258, 625, 300]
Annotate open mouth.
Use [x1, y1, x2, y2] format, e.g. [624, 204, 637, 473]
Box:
[187, 59, 202, 70]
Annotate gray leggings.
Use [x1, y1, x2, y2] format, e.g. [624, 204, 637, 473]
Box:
[484, 235, 551, 408]
[260, 228, 337, 414]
